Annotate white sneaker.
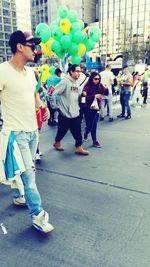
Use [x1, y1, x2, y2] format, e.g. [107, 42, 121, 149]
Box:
[35, 153, 41, 161]
[39, 151, 43, 156]
[32, 210, 54, 233]
[13, 196, 27, 206]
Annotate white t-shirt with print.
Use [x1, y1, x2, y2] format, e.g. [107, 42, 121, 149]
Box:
[100, 70, 114, 95]
[0, 62, 37, 131]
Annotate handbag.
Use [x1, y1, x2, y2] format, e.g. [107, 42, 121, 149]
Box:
[90, 96, 99, 110]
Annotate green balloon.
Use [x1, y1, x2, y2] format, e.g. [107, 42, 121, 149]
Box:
[72, 30, 85, 44]
[77, 19, 85, 30]
[68, 9, 77, 22]
[82, 31, 88, 43]
[85, 39, 95, 51]
[60, 35, 71, 50]
[35, 23, 51, 43]
[71, 22, 81, 34]
[71, 54, 81, 64]
[50, 66, 56, 75]
[88, 27, 101, 42]
[51, 40, 62, 53]
[56, 51, 66, 59]
[68, 43, 78, 55]
[52, 26, 63, 41]
[49, 21, 58, 31]
[147, 73, 150, 79]
[58, 5, 68, 18]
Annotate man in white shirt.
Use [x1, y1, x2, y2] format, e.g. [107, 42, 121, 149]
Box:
[100, 64, 114, 122]
[0, 30, 54, 233]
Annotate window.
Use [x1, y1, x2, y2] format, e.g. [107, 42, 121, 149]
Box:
[13, 18, 17, 25]
[5, 33, 10, 40]
[3, 9, 10, 16]
[4, 25, 11, 32]
[139, 5, 145, 12]
[3, 17, 11, 24]
[0, 40, 4, 46]
[11, 11, 16, 17]
[2, 1, 10, 9]
[0, 32, 4, 38]
[120, 9, 125, 15]
[120, 1, 125, 9]
[138, 21, 144, 27]
[6, 49, 11, 54]
[132, 6, 138, 13]
[126, 0, 132, 8]
[0, 48, 5, 53]
[126, 8, 131, 15]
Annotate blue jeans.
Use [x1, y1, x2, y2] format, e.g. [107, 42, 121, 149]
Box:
[83, 108, 99, 143]
[120, 91, 131, 116]
[13, 130, 42, 216]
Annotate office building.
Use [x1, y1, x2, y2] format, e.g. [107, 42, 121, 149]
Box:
[15, 0, 31, 32]
[98, 0, 150, 64]
[0, 0, 17, 62]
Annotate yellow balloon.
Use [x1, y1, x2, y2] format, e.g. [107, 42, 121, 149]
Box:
[40, 38, 54, 56]
[40, 42, 47, 54]
[60, 18, 71, 34]
[45, 37, 54, 56]
[77, 43, 86, 56]
[41, 64, 50, 82]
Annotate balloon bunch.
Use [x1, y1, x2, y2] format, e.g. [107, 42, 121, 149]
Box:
[35, 5, 101, 64]
[37, 65, 56, 84]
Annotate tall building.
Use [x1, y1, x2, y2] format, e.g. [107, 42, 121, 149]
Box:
[31, 0, 98, 34]
[98, 0, 150, 65]
[15, 0, 31, 32]
[0, 0, 17, 62]
[52, 0, 98, 24]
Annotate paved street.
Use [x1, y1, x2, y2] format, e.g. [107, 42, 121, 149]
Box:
[1, 104, 150, 267]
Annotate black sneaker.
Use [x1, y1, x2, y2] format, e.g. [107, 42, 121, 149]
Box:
[83, 133, 88, 142]
[117, 114, 125, 118]
[125, 115, 131, 119]
[48, 121, 53, 126]
[109, 117, 114, 122]
[51, 121, 58, 126]
[100, 117, 104, 121]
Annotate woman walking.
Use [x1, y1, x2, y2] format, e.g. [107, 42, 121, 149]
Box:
[82, 72, 107, 148]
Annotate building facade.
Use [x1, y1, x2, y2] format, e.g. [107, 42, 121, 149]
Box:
[98, 0, 150, 65]
[0, 0, 17, 62]
[15, 0, 31, 32]
[31, 0, 98, 34]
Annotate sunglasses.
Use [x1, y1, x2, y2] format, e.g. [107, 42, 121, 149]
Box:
[93, 78, 100, 81]
[24, 44, 36, 52]
[75, 70, 81, 73]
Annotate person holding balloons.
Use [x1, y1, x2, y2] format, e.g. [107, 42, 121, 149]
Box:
[52, 64, 89, 155]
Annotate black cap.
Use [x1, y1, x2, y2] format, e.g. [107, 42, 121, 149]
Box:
[8, 30, 41, 48]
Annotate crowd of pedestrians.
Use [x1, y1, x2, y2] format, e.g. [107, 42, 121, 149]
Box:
[0, 29, 149, 235]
